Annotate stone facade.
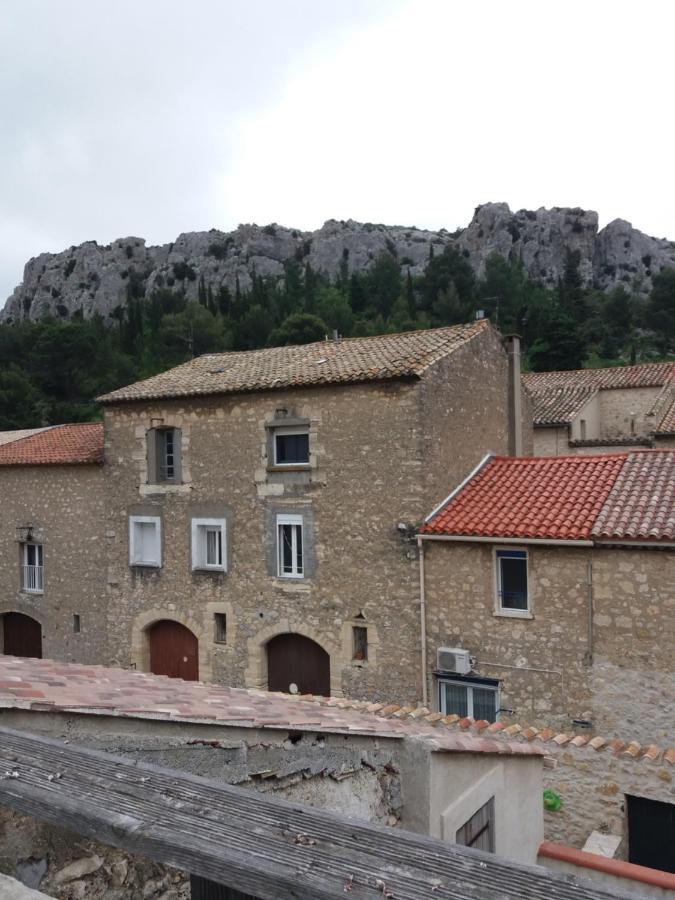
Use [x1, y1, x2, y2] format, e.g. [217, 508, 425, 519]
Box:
[0, 466, 106, 663]
[101, 326, 518, 701]
[422, 541, 675, 745]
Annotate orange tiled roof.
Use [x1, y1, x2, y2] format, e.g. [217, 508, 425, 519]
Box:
[523, 362, 675, 427]
[0, 423, 104, 466]
[423, 450, 675, 544]
[0, 657, 671, 765]
[0, 656, 538, 758]
[98, 320, 490, 404]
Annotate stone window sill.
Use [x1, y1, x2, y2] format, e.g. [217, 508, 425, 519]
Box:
[140, 483, 192, 496]
[266, 465, 311, 473]
[493, 609, 534, 620]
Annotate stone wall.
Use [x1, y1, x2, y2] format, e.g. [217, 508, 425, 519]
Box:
[102, 325, 512, 702]
[422, 541, 675, 744]
[598, 386, 662, 439]
[0, 466, 106, 663]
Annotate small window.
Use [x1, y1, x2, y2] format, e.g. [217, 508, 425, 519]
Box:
[496, 549, 529, 612]
[352, 626, 368, 661]
[147, 427, 181, 484]
[274, 428, 309, 466]
[438, 679, 498, 722]
[129, 515, 161, 567]
[22, 542, 44, 593]
[579, 419, 586, 440]
[73, 614, 81, 634]
[456, 797, 495, 853]
[214, 613, 227, 644]
[191, 518, 227, 571]
[277, 514, 304, 578]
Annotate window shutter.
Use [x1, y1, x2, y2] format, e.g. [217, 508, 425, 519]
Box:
[146, 429, 158, 484]
[172, 428, 182, 483]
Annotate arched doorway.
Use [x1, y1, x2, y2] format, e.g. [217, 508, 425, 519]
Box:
[148, 620, 199, 681]
[267, 633, 330, 696]
[2, 613, 42, 658]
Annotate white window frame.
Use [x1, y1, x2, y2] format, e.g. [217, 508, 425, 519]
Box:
[22, 541, 44, 593]
[129, 515, 162, 568]
[191, 518, 227, 572]
[276, 513, 304, 578]
[494, 546, 531, 617]
[273, 427, 310, 467]
[438, 678, 499, 721]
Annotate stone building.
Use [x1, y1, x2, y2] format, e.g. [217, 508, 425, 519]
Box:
[419, 450, 675, 745]
[94, 319, 528, 702]
[0, 424, 106, 664]
[523, 362, 675, 454]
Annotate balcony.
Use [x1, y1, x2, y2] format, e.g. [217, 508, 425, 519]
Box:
[22, 565, 43, 593]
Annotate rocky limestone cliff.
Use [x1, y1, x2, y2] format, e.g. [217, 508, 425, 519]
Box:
[3, 204, 674, 323]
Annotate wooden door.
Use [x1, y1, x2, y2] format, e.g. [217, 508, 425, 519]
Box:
[148, 620, 199, 681]
[267, 634, 330, 696]
[3, 613, 42, 658]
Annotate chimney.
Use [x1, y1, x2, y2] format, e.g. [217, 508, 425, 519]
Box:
[504, 335, 523, 456]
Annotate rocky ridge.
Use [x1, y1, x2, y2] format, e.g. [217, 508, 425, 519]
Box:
[3, 203, 674, 323]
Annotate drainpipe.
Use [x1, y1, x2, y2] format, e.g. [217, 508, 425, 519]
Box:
[504, 334, 523, 457]
[585, 558, 594, 667]
[417, 536, 428, 707]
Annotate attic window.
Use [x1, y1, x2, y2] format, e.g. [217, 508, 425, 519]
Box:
[274, 428, 309, 466]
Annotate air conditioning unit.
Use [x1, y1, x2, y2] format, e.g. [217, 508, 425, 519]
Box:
[437, 647, 472, 675]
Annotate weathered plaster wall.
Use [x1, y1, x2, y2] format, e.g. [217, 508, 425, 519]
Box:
[0, 466, 106, 663]
[570, 393, 600, 441]
[599, 386, 662, 439]
[532, 426, 570, 456]
[423, 541, 675, 744]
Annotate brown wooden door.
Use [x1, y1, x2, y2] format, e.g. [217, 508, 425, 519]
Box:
[3, 613, 42, 658]
[267, 634, 330, 696]
[148, 620, 199, 681]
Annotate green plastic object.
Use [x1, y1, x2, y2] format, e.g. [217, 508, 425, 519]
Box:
[543, 789, 562, 811]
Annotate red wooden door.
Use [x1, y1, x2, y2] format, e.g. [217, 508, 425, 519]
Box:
[267, 634, 330, 696]
[3, 613, 42, 658]
[148, 620, 199, 681]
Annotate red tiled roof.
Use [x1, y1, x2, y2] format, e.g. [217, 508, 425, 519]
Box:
[0, 657, 538, 758]
[422, 450, 675, 544]
[98, 320, 490, 404]
[0, 423, 104, 466]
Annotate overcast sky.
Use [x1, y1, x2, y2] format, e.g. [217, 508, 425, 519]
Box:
[2, 0, 673, 303]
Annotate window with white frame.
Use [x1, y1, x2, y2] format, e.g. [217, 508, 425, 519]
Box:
[277, 514, 304, 577]
[438, 678, 498, 722]
[273, 427, 309, 466]
[22, 542, 44, 592]
[191, 518, 227, 571]
[495, 548, 529, 612]
[129, 515, 161, 567]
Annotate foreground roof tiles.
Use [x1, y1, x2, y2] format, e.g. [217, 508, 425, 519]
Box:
[0, 656, 538, 757]
[0, 423, 104, 466]
[0, 657, 671, 765]
[524, 361, 675, 427]
[98, 320, 490, 404]
[423, 450, 675, 544]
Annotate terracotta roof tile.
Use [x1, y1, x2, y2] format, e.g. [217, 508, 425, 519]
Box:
[524, 362, 675, 427]
[656, 397, 675, 434]
[592, 450, 675, 542]
[0, 658, 671, 765]
[423, 454, 625, 541]
[98, 321, 490, 404]
[423, 450, 675, 544]
[0, 427, 51, 447]
[0, 423, 104, 466]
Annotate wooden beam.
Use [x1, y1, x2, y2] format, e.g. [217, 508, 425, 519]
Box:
[0, 726, 632, 900]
